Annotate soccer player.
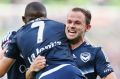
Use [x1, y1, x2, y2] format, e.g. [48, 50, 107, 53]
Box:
[27, 7, 118, 79]
[0, 2, 85, 79]
[65, 7, 117, 79]
[0, 31, 26, 79]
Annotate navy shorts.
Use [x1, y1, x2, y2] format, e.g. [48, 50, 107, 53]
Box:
[36, 64, 86, 79]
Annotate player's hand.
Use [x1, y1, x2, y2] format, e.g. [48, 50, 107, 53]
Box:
[29, 55, 46, 72]
[1, 31, 16, 49]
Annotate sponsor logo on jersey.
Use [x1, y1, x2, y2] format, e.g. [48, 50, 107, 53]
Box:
[80, 52, 91, 63]
[28, 41, 62, 64]
[104, 64, 113, 73]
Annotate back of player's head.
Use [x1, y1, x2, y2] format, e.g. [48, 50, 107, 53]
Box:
[72, 7, 91, 25]
[22, 2, 47, 23]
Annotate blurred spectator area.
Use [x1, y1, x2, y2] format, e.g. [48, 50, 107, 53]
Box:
[0, 0, 120, 78]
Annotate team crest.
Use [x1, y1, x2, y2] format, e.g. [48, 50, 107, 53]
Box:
[80, 52, 91, 63]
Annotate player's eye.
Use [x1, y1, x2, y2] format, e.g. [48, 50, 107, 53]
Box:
[67, 20, 72, 24]
[75, 21, 81, 25]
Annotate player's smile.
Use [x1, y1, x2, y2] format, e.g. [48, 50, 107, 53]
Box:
[65, 25, 79, 41]
[67, 28, 77, 36]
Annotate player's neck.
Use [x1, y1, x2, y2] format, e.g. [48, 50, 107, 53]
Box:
[70, 38, 85, 50]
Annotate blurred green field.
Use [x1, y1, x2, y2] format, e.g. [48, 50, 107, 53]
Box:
[0, 0, 11, 4]
[0, 0, 120, 7]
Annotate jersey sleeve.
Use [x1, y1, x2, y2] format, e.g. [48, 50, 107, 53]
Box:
[95, 47, 113, 78]
[4, 34, 20, 59]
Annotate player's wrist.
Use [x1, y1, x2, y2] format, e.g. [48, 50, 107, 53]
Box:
[29, 66, 35, 72]
[26, 68, 36, 79]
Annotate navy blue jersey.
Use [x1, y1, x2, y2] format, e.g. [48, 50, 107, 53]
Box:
[7, 56, 26, 79]
[36, 64, 85, 79]
[73, 41, 113, 79]
[5, 18, 74, 67]
[1, 31, 26, 79]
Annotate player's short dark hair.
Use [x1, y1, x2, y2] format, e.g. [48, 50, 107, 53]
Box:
[25, 2, 47, 18]
[72, 7, 91, 24]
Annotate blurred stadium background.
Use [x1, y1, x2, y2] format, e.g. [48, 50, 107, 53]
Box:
[0, 0, 120, 79]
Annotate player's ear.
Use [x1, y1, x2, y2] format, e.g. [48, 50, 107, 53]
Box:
[22, 16, 26, 24]
[85, 24, 91, 32]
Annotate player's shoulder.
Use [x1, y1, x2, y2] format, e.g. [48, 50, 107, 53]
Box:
[46, 19, 65, 26]
[84, 41, 102, 52]
[17, 22, 33, 33]
[85, 41, 101, 49]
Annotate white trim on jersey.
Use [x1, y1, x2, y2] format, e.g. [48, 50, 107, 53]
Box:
[39, 64, 70, 79]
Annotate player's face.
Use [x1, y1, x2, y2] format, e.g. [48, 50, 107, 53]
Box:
[65, 11, 88, 41]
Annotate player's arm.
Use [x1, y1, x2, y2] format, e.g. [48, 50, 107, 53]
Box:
[26, 55, 46, 79]
[0, 48, 5, 59]
[102, 72, 117, 79]
[0, 47, 15, 77]
[0, 48, 11, 77]
[95, 48, 117, 79]
[0, 52, 15, 77]
[0, 31, 16, 77]
[26, 67, 36, 79]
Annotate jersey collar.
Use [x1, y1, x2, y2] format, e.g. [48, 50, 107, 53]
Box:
[27, 18, 48, 24]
